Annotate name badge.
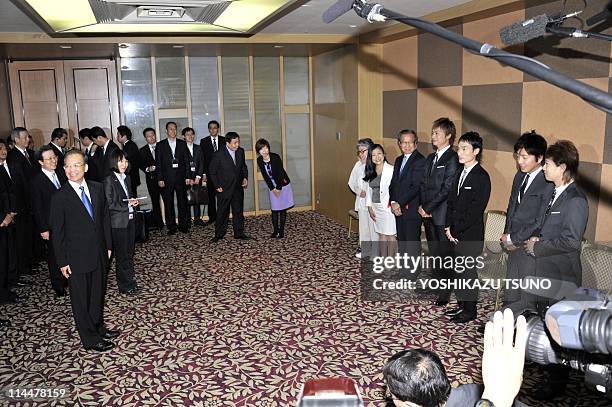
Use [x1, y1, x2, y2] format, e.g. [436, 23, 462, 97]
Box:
[129, 213, 134, 220]
[551, 211, 561, 215]
[172, 162, 179, 169]
[436, 165, 445, 169]
[464, 186, 472, 190]
[190, 166, 196, 172]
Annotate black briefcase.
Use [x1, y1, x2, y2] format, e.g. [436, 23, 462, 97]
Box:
[187, 185, 208, 206]
[135, 209, 151, 243]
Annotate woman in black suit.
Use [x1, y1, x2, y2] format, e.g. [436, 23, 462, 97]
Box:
[104, 149, 140, 295]
[444, 131, 491, 323]
[256, 139, 294, 238]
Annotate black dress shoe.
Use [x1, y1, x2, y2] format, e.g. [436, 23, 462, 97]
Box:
[54, 288, 67, 298]
[270, 231, 279, 238]
[0, 319, 11, 328]
[119, 288, 138, 296]
[84, 340, 115, 352]
[194, 219, 205, 227]
[101, 330, 120, 340]
[450, 311, 477, 324]
[444, 307, 463, 317]
[14, 281, 32, 287]
[179, 227, 190, 233]
[167, 228, 177, 235]
[477, 324, 486, 335]
[210, 236, 223, 243]
[234, 234, 253, 240]
[207, 219, 216, 225]
[434, 299, 449, 306]
[277, 232, 284, 238]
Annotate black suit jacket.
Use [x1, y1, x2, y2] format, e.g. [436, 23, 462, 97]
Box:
[209, 146, 248, 197]
[533, 183, 588, 286]
[122, 140, 141, 187]
[200, 135, 225, 177]
[445, 163, 491, 242]
[49, 181, 112, 274]
[103, 174, 134, 229]
[504, 169, 554, 245]
[0, 161, 27, 214]
[155, 138, 189, 187]
[96, 140, 120, 179]
[256, 153, 290, 191]
[7, 147, 39, 180]
[30, 170, 67, 233]
[420, 147, 460, 225]
[185, 143, 204, 180]
[48, 143, 65, 170]
[389, 150, 425, 219]
[84, 144, 101, 181]
[139, 144, 158, 184]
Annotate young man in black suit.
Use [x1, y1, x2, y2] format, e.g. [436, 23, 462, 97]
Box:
[48, 128, 68, 170]
[501, 131, 554, 305]
[30, 145, 68, 297]
[183, 127, 205, 227]
[0, 139, 19, 318]
[419, 118, 460, 306]
[200, 120, 224, 225]
[389, 129, 426, 268]
[444, 131, 491, 323]
[92, 126, 119, 180]
[138, 128, 164, 229]
[155, 121, 190, 234]
[208, 131, 250, 242]
[49, 149, 117, 352]
[79, 128, 100, 181]
[117, 125, 141, 196]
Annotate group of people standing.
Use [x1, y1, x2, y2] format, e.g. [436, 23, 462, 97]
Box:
[349, 117, 588, 332]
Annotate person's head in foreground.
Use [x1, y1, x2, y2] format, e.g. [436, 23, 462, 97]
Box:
[383, 348, 451, 407]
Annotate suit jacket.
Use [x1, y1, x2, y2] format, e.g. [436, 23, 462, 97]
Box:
[49, 180, 112, 274]
[445, 163, 491, 242]
[389, 150, 425, 219]
[122, 140, 141, 187]
[96, 140, 120, 179]
[7, 147, 38, 180]
[84, 144, 101, 181]
[420, 147, 460, 225]
[504, 169, 554, 245]
[30, 170, 67, 233]
[446, 384, 529, 407]
[48, 143, 65, 170]
[533, 182, 588, 286]
[200, 135, 225, 178]
[366, 162, 394, 209]
[0, 161, 27, 214]
[139, 144, 158, 184]
[103, 174, 134, 229]
[155, 138, 189, 187]
[185, 143, 204, 181]
[256, 153, 290, 191]
[209, 146, 248, 197]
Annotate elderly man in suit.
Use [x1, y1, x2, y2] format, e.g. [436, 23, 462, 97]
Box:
[208, 131, 250, 242]
[389, 129, 425, 272]
[419, 118, 460, 306]
[156, 121, 190, 234]
[501, 131, 554, 305]
[49, 150, 117, 352]
[138, 128, 164, 229]
[30, 145, 68, 297]
[200, 120, 224, 225]
[117, 125, 141, 197]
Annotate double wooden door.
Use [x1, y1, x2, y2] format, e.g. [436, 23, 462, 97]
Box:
[9, 60, 120, 148]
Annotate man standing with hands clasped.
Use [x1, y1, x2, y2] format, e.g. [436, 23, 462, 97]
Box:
[49, 150, 118, 352]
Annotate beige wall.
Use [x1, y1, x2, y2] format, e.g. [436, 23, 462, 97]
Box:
[0, 61, 13, 138]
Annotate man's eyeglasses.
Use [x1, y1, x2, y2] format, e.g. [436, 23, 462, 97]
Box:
[357, 149, 368, 155]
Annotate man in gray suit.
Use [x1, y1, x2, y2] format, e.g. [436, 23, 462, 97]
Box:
[501, 131, 554, 305]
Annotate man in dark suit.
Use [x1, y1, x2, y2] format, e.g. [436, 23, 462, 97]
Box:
[49, 149, 117, 352]
[419, 118, 460, 305]
[79, 128, 100, 181]
[0, 139, 19, 317]
[92, 126, 119, 179]
[200, 120, 224, 225]
[389, 129, 425, 270]
[524, 140, 588, 401]
[138, 128, 164, 229]
[49, 127, 68, 171]
[7, 127, 39, 179]
[209, 131, 250, 242]
[30, 145, 68, 297]
[156, 121, 190, 234]
[183, 127, 205, 227]
[501, 131, 554, 305]
[444, 132, 491, 323]
[117, 125, 141, 196]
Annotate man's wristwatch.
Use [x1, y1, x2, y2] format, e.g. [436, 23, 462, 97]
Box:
[474, 399, 495, 407]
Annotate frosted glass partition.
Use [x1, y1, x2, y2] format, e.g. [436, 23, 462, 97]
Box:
[155, 57, 186, 109]
[285, 113, 311, 206]
[284, 57, 309, 106]
[189, 57, 220, 144]
[244, 160, 255, 212]
[253, 57, 281, 155]
[159, 118, 189, 139]
[258, 180, 271, 210]
[221, 56, 252, 150]
[120, 58, 154, 147]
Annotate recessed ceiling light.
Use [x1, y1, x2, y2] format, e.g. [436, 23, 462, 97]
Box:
[301, 4, 310, 6]
[59, 45, 72, 49]
[349, 25, 357, 28]
[118, 43, 129, 48]
[172, 45, 185, 48]
[274, 45, 284, 48]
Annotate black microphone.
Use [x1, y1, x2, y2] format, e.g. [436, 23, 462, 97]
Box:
[322, 0, 356, 24]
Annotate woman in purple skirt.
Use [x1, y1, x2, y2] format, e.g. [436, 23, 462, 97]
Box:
[256, 139, 294, 238]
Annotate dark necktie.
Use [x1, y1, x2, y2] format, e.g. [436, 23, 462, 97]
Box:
[457, 169, 468, 195]
[0, 163, 10, 180]
[213, 138, 217, 152]
[545, 189, 557, 216]
[80, 186, 94, 220]
[24, 150, 31, 164]
[518, 173, 529, 203]
[431, 154, 439, 171]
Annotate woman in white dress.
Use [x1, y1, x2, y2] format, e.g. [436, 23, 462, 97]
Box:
[348, 138, 376, 259]
[364, 144, 396, 257]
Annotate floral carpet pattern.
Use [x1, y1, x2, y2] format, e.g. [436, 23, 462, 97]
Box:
[0, 211, 608, 406]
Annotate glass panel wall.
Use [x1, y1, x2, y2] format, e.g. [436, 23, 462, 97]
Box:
[285, 113, 311, 206]
[120, 58, 154, 147]
[189, 57, 220, 144]
[221, 56, 252, 150]
[155, 57, 187, 109]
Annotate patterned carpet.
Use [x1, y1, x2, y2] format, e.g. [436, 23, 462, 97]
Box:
[0, 211, 608, 406]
